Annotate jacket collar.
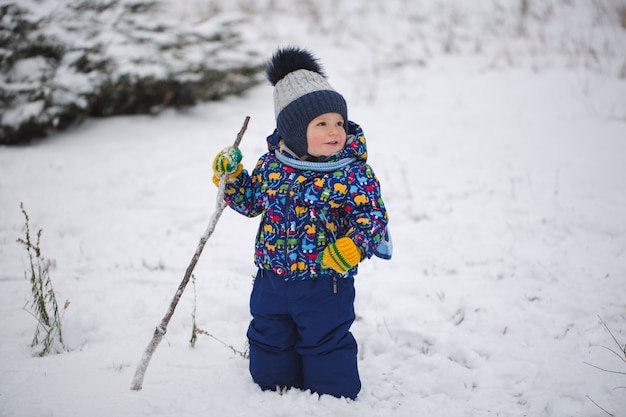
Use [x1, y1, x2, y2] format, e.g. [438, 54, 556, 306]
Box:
[267, 120, 368, 164]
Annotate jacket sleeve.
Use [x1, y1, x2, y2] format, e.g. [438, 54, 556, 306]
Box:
[343, 163, 388, 259]
[222, 158, 265, 218]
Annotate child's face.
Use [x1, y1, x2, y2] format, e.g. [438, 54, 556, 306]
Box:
[306, 113, 347, 157]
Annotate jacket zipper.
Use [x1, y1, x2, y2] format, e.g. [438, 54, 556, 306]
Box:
[284, 175, 298, 272]
[316, 195, 340, 295]
[283, 172, 340, 294]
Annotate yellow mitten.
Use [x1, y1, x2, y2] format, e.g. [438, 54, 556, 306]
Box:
[317, 237, 362, 274]
[212, 147, 243, 185]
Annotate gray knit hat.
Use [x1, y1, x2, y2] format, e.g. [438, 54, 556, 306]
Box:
[266, 47, 347, 158]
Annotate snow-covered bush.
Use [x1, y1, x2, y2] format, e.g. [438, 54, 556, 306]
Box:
[0, 0, 263, 145]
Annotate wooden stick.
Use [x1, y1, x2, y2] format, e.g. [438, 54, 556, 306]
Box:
[130, 116, 250, 391]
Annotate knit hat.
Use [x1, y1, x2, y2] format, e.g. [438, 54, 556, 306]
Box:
[266, 47, 348, 158]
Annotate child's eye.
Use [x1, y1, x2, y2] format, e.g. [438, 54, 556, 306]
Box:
[317, 121, 326, 126]
[337, 121, 344, 127]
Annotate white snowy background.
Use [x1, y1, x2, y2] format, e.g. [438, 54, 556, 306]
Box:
[1, 0, 626, 416]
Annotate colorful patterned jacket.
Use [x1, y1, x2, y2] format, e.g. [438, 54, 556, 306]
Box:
[223, 121, 388, 280]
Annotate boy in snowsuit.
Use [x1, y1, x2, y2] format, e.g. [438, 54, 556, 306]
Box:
[212, 47, 388, 399]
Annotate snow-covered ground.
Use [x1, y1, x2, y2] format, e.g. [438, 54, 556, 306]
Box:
[1, 1, 625, 416]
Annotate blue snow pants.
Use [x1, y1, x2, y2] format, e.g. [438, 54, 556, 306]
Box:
[247, 269, 361, 399]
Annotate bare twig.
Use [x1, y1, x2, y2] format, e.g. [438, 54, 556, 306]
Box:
[598, 315, 626, 361]
[18, 203, 68, 356]
[191, 326, 248, 359]
[584, 316, 626, 375]
[583, 315, 625, 416]
[130, 116, 250, 391]
[586, 395, 615, 417]
[583, 361, 626, 376]
[598, 344, 626, 367]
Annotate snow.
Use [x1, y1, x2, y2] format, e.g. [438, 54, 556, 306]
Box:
[1, 1, 626, 416]
[1, 100, 45, 127]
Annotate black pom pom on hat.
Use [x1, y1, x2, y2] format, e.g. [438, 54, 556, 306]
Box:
[266, 47, 326, 86]
[266, 46, 347, 158]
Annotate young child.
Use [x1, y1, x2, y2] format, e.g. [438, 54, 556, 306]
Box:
[212, 47, 389, 400]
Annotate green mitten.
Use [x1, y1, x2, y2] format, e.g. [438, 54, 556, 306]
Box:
[212, 147, 243, 185]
